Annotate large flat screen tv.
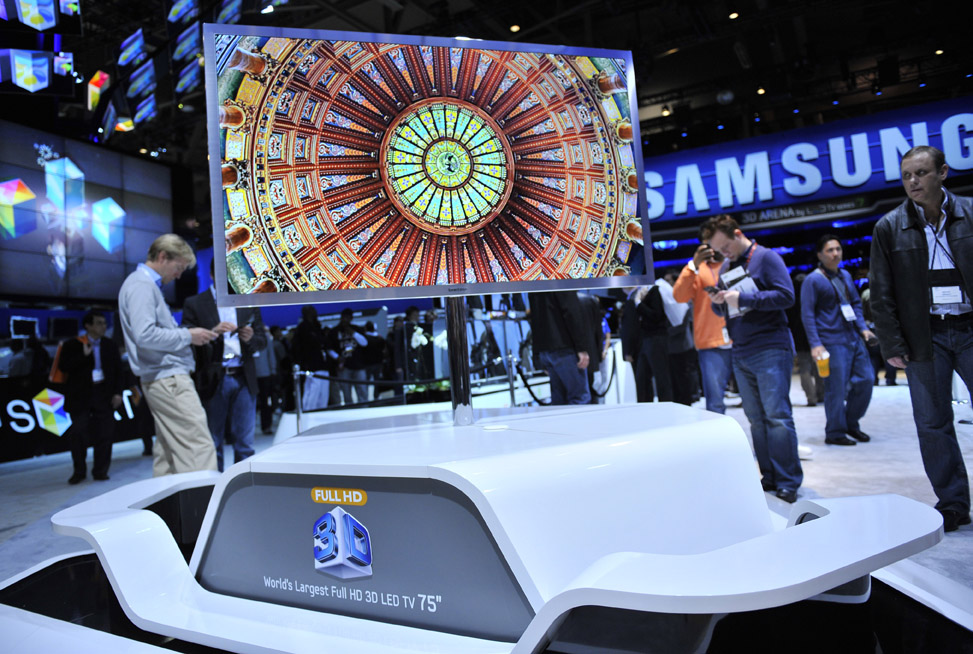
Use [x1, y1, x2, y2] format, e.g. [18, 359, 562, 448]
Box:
[0, 119, 174, 302]
[204, 24, 650, 307]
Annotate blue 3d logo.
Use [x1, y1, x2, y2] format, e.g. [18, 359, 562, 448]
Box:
[313, 507, 372, 579]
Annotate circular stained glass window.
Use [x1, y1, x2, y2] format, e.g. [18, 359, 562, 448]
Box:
[381, 99, 513, 235]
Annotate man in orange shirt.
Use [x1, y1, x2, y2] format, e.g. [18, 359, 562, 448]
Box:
[672, 216, 733, 413]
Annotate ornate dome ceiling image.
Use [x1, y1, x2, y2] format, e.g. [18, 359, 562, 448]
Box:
[212, 32, 644, 296]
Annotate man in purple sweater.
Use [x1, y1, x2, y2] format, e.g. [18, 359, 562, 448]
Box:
[801, 234, 876, 447]
[705, 216, 803, 503]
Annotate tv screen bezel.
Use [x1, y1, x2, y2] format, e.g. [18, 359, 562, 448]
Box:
[10, 316, 39, 339]
[204, 23, 653, 308]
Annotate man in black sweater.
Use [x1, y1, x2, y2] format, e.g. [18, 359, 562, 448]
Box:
[529, 291, 590, 405]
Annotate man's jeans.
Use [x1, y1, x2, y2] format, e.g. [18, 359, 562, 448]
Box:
[822, 338, 874, 440]
[733, 347, 803, 492]
[204, 371, 256, 472]
[698, 347, 732, 413]
[539, 348, 590, 405]
[904, 319, 973, 514]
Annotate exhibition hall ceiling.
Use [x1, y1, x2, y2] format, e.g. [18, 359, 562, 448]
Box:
[1, 0, 971, 202]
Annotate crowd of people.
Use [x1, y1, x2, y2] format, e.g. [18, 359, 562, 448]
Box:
[529, 146, 971, 532]
[34, 146, 973, 533]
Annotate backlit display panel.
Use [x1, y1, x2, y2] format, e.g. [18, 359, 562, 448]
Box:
[205, 24, 649, 306]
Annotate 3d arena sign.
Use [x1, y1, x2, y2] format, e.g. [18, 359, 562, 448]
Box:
[644, 97, 973, 222]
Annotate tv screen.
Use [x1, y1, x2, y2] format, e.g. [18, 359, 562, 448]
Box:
[48, 316, 78, 339]
[10, 316, 38, 338]
[0, 119, 174, 302]
[204, 24, 650, 307]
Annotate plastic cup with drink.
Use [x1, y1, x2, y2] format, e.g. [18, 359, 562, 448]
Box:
[816, 350, 830, 378]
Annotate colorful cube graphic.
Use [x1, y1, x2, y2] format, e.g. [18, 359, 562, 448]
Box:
[91, 197, 125, 252]
[0, 178, 37, 239]
[15, 0, 58, 31]
[45, 157, 84, 214]
[10, 49, 49, 93]
[59, 0, 80, 16]
[53, 52, 72, 76]
[87, 70, 109, 110]
[33, 388, 72, 437]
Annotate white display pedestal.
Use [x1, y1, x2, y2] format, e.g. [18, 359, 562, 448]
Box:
[30, 403, 942, 654]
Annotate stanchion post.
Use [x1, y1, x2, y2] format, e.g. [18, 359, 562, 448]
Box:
[446, 296, 473, 426]
[293, 365, 303, 435]
[506, 349, 518, 407]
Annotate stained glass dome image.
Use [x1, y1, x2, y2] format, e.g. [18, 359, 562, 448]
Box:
[211, 32, 644, 295]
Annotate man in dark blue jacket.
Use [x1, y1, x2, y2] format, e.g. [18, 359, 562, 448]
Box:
[801, 235, 876, 447]
[706, 216, 802, 503]
[870, 145, 973, 532]
[61, 310, 124, 484]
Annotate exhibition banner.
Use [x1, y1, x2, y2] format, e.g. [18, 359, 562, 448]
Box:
[644, 97, 973, 222]
[0, 376, 152, 463]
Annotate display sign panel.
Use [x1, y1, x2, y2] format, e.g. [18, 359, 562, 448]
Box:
[204, 24, 649, 306]
[196, 473, 534, 642]
[644, 97, 973, 225]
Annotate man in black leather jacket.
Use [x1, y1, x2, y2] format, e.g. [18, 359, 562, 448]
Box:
[869, 145, 973, 532]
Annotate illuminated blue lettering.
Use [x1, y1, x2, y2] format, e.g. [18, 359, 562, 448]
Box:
[644, 170, 665, 220]
[343, 513, 372, 567]
[879, 123, 929, 181]
[714, 151, 772, 208]
[942, 113, 973, 169]
[828, 133, 871, 187]
[673, 164, 709, 215]
[313, 513, 337, 563]
[781, 142, 822, 197]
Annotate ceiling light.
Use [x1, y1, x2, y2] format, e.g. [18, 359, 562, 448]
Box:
[139, 148, 148, 154]
[918, 78, 927, 88]
[935, 49, 944, 56]
[661, 47, 679, 57]
[872, 81, 882, 95]
[509, 25, 520, 33]
[832, 97, 840, 105]
[756, 86, 765, 95]
[680, 131, 688, 138]
[728, 12, 739, 20]
[793, 108, 799, 114]
[661, 104, 671, 117]
[261, 5, 274, 13]
[717, 122, 725, 130]
[753, 112, 761, 123]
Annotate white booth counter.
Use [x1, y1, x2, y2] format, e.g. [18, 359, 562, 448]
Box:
[4, 403, 945, 653]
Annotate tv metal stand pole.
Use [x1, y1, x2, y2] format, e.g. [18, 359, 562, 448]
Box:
[446, 296, 473, 426]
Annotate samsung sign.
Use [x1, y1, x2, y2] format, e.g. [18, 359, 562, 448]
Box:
[644, 97, 973, 222]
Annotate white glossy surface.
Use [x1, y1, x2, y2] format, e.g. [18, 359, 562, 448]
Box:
[42, 404, 942, 653]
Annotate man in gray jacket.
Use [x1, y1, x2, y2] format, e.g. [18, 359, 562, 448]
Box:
[118, 234, 222, 476]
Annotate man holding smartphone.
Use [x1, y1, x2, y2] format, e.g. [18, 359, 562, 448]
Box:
[672, 216, 733, 414]
[183, 258, 267, 471]
[704, 216, 802, 504]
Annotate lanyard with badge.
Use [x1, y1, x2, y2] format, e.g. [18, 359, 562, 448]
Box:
[818, 268, 857, 323]
[720, 243, 759, 318]
[928, 217, 967, 305]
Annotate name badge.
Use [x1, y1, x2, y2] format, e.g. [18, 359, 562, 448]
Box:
[92, 368, 104, 383]
[840, 304, 856, 321]
[722, 266, 746, 284]
[932, 285, 964, 304]
[721, 327, 730, 344]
